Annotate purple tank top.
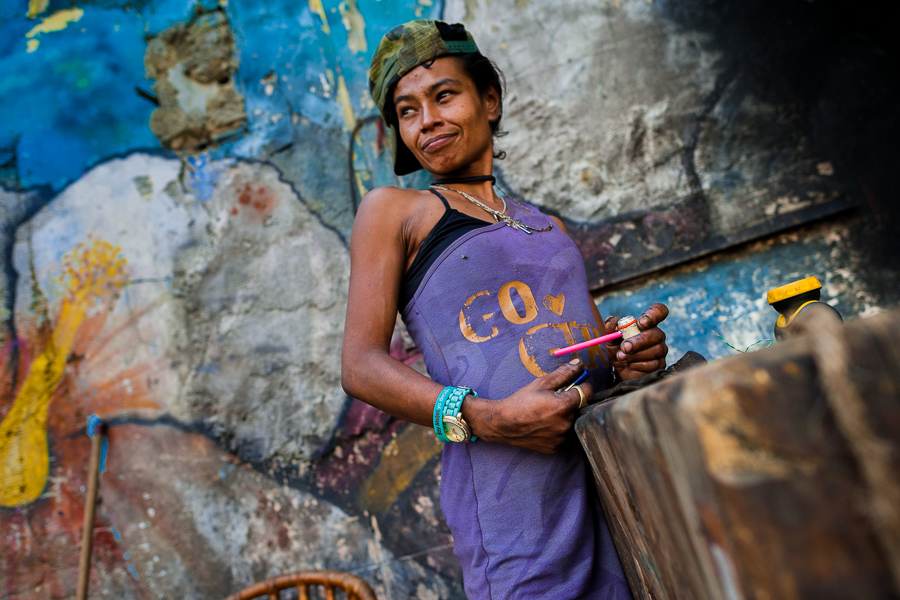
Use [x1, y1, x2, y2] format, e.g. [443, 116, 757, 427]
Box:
[402, 200, 631, 599]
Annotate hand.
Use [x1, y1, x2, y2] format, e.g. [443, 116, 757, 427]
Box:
[604, 303, 669, 381]
[465, 358, 592, 454]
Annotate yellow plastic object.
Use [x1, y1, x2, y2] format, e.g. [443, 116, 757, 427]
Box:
[775, 300, 820, 328]
[767, 277, 822, 305]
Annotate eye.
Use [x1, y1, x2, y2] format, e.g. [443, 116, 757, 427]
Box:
[437, 90, 453, 101]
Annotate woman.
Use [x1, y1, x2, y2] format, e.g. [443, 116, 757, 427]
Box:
[342, 19, 668, 599]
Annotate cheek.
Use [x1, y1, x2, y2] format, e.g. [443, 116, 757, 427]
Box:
[397, 120, 418, 147]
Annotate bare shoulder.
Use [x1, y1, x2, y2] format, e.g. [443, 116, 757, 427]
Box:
[549, 215, 569, 235]
[352, 186, 435, 250]
[358, 186, 429, 218]
[355, 186, 436, 236]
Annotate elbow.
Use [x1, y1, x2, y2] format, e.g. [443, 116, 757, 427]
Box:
[340, 369, 355, 398]
[340, 348, 362, 398]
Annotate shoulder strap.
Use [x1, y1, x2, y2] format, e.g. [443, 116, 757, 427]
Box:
[427, 188, 452, 211]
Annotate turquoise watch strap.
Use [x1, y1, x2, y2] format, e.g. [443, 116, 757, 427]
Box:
[433, 387, 454, 443]
[441, 386, 478, 442]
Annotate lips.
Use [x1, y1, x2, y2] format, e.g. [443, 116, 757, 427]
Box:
[421, 133, 456, 153]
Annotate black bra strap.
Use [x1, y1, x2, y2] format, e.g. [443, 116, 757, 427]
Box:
[428, 188, 452, 211]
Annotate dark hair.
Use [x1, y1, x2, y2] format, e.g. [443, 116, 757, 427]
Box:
[385, 52, 508, 160]
[458, 53, 507, 159]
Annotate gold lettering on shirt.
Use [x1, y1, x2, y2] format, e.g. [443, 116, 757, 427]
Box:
[459, 290, 499, 343]
[498, 280, 538, 325]
[576, 324, 608, 368]
[518, 323, 551, 377]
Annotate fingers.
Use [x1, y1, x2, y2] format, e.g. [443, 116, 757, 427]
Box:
[539, 357, 585, 390]
[618, 328, 667, 359]
[638, 303, 669, 329]
[617, 344, 668, 365]
[618, 360, 664, 374]
[604, 316, 623, 348]
[561, 381, 593, 410]
[603, 304, 670, 380]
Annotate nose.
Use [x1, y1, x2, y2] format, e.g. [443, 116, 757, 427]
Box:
[420, 101, 442, 131]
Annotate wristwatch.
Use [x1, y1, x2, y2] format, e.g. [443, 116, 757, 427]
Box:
[434, 386, 478, 443]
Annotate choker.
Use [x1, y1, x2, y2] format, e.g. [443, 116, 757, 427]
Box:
[430, 175, 496, 186]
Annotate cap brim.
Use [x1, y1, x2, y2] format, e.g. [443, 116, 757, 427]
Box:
[389, 123, 423, 176]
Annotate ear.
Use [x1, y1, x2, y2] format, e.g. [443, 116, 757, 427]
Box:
[482, 84, 501, 124]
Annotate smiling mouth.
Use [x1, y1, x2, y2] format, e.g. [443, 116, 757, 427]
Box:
[422, 134, 455, 153]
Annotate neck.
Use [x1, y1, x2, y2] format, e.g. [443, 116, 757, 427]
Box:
[432, 174, 496, 185]
[430, 173, 500, 206]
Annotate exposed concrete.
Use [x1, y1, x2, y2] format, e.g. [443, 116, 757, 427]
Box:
[145, 9, 247, 151]
[444, 0, 866, 290]
[173, 160, 350, 464]
[11, 154, 349, 466]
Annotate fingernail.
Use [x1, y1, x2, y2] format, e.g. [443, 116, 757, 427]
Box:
[568, 358, 581, 366]
[639, 316, 650, 327]
[617, 351, 626, 361]
[622, 342, 632, 353]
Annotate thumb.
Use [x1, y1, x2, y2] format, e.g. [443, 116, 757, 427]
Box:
[604, 315, 618, 334]
[540, 357, 584, 390]
[604, 315, 622, 347]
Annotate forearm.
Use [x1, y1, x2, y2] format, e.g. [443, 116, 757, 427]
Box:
[341, 345, 445, 428]
[340, 344, 522, 443]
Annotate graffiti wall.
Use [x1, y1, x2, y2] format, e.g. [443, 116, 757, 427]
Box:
[1, 0, 898, 598]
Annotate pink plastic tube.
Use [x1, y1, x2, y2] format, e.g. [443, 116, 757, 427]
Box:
[552, 331, 623, 357]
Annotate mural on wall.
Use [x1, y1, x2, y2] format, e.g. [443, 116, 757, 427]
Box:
[1, 0, 460, 598]
[1, 0, 898, 598]
[0, 238, 127, 507]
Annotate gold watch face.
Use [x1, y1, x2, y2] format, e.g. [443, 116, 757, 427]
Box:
[442, 415, 470, 442]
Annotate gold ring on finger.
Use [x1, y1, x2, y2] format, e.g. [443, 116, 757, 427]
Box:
[575, 384, 587, 410]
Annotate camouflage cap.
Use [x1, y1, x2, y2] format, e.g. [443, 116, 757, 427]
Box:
[368, 19, 479, 175]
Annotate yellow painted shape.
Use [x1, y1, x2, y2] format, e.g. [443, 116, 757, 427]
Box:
[26, 0, 50, 19]
[23, 7, 83, 53]
[25, 8, 83, 37]
[336, 74, 357, 131]
[0, 239, 127, 507]
[308, 0, 331, 34]
[339, 0, 367, 54]
[360, 425, 442, 513]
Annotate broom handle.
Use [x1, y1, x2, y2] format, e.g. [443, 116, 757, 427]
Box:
[76, 423, 105, 600]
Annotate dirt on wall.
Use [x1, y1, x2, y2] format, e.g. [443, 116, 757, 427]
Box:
[144, 8, 247, 152]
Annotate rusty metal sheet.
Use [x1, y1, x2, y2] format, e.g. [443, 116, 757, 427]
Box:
[577, 309, 900, 600]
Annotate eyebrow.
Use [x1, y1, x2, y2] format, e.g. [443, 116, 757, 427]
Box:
[394, 77, 462, 106]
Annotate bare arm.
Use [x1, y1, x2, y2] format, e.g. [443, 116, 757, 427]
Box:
[341, 187, 442, 427]
[341, 190, 587, 454]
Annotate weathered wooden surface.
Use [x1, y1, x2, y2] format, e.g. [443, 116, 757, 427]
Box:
[576, 309, 900, 600]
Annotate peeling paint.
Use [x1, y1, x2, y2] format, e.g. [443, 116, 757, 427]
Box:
[340, 0, 368, 54]
[0, 238, 127, 506]
[308, 0, 332, 35]
[360, 424, 442, 514]
[337, 74, 357, 131]
[144, 10, 247, 151]
[23, 8, 83, 52]
[26, 0, 50, 19]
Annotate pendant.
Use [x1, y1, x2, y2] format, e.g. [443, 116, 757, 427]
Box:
[511, 219, 533, 234]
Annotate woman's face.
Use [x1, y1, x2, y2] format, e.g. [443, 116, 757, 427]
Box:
[392, 56, 500, 177]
